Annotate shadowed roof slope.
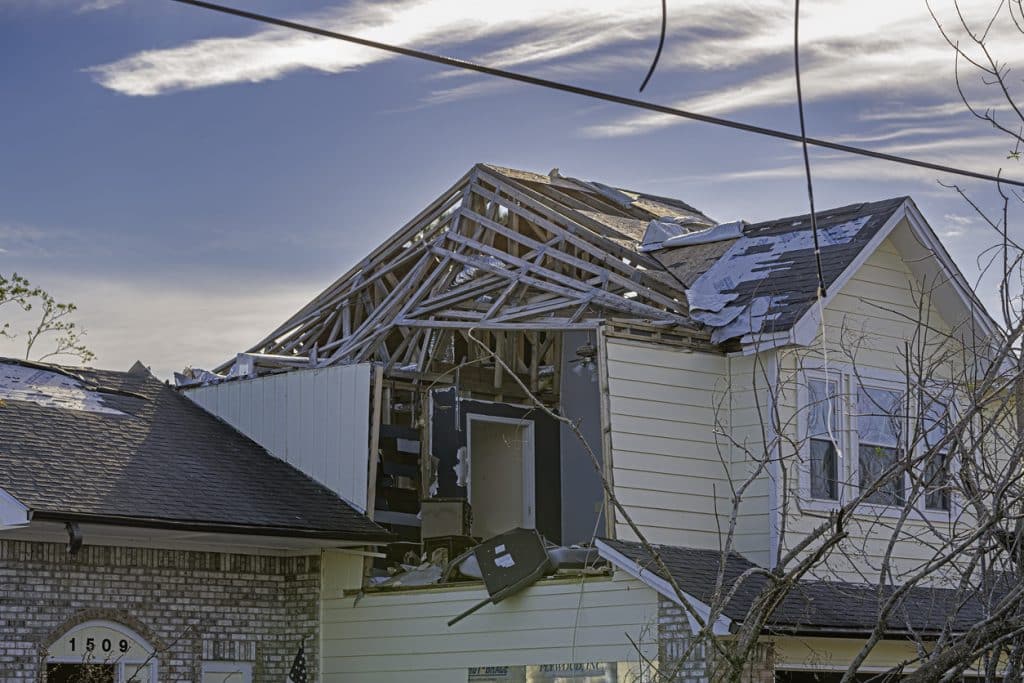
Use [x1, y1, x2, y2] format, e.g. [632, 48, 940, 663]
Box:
[0, 359, 388, 541]
[600, 538, 989, 636]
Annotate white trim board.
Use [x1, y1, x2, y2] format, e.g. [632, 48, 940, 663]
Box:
[744, 199, 1000, 353]
[0, 486, 30, 530]
[594, 539, 732, 636]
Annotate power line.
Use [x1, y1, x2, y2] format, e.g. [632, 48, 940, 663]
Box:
[793, 0, 826, 297]
[638, 0, 667, 93]
[169, 0, 1024, 189]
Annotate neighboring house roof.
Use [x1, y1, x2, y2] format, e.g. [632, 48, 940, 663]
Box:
[0, 359, 389, 542]
[212, 164, 994, 375]
[598, 538, 989, 637]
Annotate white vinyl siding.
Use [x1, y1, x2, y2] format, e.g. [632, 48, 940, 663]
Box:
[320, 553, 659, 683]
[184, 364, 372, 511]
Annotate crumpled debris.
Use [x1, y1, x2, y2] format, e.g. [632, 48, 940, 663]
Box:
[173, 367, 225, 388]
[454, 446, 469, 488]
[377, 562, 444, 587]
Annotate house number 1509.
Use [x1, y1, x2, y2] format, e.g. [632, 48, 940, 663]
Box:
[68, 637, 130, 654]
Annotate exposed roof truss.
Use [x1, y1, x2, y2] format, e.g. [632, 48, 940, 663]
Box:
[239, 164, 706, 371]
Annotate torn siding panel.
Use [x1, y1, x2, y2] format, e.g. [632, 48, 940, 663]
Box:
[184, 364, 372, 511]
[320, 572, 658, 682]
[604, 338, 732, 549]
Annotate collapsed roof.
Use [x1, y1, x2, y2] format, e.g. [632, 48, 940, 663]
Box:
[212, 163, 982, 375]
[0, 358, 389, 542]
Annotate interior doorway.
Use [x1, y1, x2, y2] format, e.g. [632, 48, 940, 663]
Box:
[466, 415, 535, 538]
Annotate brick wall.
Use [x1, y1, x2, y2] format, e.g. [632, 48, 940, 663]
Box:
[657, 596, 775, 683]
[0, 539, 320, 682]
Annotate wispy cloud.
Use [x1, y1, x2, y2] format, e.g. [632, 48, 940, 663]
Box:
[78, 0, 126, 12]
[88, 0, 660, 96]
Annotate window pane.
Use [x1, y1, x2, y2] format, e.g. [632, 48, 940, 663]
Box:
[924, 451, 951, 511]
[808, 379, 839, 437]
[922, 400, 950, 450]
[810, 439, 838, 500]
[859, 444, 903, 505]
[47, 664, 115, 683]
[857, 387, 902, 447]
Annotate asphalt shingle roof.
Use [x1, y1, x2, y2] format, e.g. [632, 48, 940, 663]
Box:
[655, 197, 909, 345]
[602, 538, 991, 635]
[0, 360, 389, 541]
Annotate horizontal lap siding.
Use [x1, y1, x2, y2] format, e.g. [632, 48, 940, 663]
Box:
[728, 354, 773, 566]
[605, 339, 732, 549]
[320, 572, 659, 683]
[777, 238, 964, 582]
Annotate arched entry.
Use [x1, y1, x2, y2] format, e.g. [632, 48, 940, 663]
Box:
[45, 620, 158, 683]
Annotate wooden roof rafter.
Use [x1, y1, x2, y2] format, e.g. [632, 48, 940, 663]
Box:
[231, 164, 706, 373]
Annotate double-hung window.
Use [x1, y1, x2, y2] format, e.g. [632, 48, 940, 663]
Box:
[856, 386, 905, 506]
[807, 378, 840, 501]
[803, 369, 946, 512]
[922, 399, 953, 512]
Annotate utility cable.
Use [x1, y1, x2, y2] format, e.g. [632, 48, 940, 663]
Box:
[638, 0, 667, 92]
[168, 0, 1024, 189]
[794, 0, 826, 299]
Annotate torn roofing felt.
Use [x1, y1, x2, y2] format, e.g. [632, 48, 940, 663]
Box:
[651, 197, 909, 346]
[600, 538, 989, 636]
[0, 359, 390, 541]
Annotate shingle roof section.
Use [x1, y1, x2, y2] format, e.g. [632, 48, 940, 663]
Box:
[654, 197, 909, 345]
[602, 538, 989, 635]
[0, 360, 389, 541]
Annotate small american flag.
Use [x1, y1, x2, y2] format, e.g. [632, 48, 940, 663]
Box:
[287, 642, 308, 683]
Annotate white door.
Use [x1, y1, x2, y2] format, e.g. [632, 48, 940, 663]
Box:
[467, 415, 535, 539]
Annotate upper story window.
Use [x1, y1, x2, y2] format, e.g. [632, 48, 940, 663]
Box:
[807, 378, 840, 501]
[802, 367, 953, 515]
[856, 386, 904, 506]
[922, 400, 953, 512]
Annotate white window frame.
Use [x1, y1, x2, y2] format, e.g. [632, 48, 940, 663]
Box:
[798, 364, 959, 520]
[201, 660, 254, 683]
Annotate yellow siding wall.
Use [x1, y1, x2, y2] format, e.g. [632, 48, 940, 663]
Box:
[605, 338, 732, 548]
[604, 337, 774, 562]
[320, 554, 659, 683]
[727, 353, 775, 567]
[776, 235, 965, 583]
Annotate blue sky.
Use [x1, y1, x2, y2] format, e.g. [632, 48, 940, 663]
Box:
[1, 0, 1022, 378]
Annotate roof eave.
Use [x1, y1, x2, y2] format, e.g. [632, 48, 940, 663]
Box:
[30, 510, 394, 544]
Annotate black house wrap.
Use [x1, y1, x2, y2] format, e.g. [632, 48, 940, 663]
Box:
[430, 387, 562, 545]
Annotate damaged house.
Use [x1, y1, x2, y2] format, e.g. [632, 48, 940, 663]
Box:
[180, 163, 997, 681]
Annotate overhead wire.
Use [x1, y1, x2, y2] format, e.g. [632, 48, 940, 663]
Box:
[638, 0, 667, 93]
[168, 0, 1024, 189]
[793, 0, 844, 497]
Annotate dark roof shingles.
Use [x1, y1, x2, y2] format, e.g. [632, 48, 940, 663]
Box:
[0, 363, 387, 541]
[602, 538, 987, 635]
